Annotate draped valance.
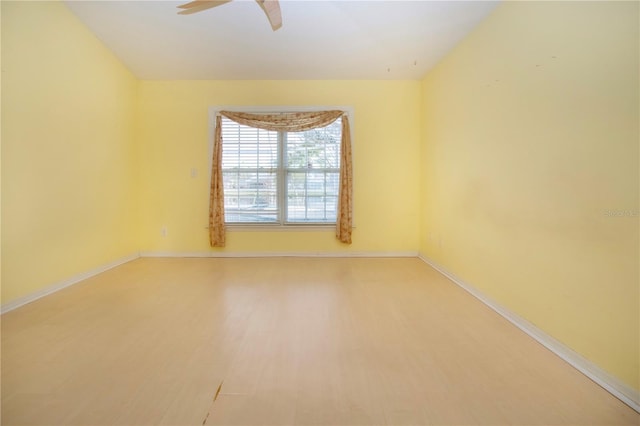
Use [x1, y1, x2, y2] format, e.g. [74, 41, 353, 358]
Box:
[219, 110, 343, 132]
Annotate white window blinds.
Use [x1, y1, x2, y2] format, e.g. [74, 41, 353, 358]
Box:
[221, 117, 342, 224]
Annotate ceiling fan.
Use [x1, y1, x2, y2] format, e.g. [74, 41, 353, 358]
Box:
[177, 0, 283, 31]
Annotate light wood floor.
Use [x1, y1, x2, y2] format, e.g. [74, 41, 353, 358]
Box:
[1, 257, 638, 425]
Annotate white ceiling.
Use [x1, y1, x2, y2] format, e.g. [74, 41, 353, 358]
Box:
[65, 0, 499, 80]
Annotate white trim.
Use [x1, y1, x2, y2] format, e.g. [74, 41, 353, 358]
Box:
[140, 251, 418, 258]
[0, 253, 140, 315]
[418, 253, 640, 414]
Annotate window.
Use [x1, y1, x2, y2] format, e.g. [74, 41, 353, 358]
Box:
[220, 116, 342, 225]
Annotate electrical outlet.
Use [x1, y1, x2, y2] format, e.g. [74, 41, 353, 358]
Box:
[161, 226, 168, 237]
[190, 168, 198, 178]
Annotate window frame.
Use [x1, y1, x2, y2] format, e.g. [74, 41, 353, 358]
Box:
[208, 106, 354, 230]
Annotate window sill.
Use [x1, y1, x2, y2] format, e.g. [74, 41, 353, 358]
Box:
[225, 224, 337, 232]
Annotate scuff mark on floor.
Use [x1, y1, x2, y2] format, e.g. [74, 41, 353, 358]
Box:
[214, 381, 223, 401]
[202, 381, 224, 425]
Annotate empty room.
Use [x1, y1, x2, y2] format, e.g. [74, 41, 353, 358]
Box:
[1, 0, 638, 424]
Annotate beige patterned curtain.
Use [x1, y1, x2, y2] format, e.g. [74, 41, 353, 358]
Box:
[336, 116, 353, 244]
[209, 110, 353, 247]
[208, 115, 225, 247]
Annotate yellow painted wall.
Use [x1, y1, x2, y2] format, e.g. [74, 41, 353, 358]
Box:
[1, 1, 139, 303]
[420, 1, 639, 390]
[3, 0, 636, 398]
[137, 81, 421, 253]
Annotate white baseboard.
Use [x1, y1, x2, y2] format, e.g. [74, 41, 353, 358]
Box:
[418, 253, 640, 414]
[1, 252, 140, 315]
[140, 250, 419, 258]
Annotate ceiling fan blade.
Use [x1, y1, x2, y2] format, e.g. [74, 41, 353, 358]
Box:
[177, 0, 232, 15]
[255, 0, 282, 31]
